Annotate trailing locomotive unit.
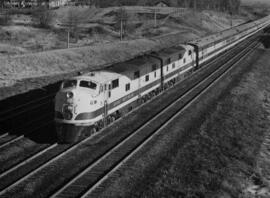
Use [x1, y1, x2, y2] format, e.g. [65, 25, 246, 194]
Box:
[55, 15, 270, 142]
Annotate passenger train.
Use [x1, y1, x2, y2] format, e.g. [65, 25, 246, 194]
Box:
[55, 15, 270, 142]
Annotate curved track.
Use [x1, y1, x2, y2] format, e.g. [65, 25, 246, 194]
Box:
[0, 35, 260, 198]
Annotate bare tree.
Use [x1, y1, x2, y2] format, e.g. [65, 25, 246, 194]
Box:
[33, 6, 55, 28]
[66, 8, 81, 41]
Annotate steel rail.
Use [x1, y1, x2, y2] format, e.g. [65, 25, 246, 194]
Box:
[0, 119, 53, 149]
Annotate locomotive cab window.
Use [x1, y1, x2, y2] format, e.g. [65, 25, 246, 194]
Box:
[145, 75, 149, 82]
[179, 53, 183, 59]
[126, 83, 130, 91]
[112, 79, 119, 89]
[134, 71, 140, 79]
[63, 80, 77, 89]
[79, 81, 97, 90]
[188, 50, 192, 55]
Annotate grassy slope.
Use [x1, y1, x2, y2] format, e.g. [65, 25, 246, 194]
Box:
[0, 7, 246, 100]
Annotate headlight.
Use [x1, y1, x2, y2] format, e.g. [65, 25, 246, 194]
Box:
[66, 92, 74, 99]
[64, 112, 73, 120]
[90, 100, 97, 105]
[63, 105, 73, 120]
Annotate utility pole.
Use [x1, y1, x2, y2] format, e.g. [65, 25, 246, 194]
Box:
[67, 29, 70, 48]
[230, 12, 233, 27]
[120, 17, 123, 41]
[119, 7, 125, 41]
[154, 9, 157, 28]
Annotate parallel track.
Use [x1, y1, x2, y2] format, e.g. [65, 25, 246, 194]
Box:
[0, 89, 57, 174]
[0, 36, 259, 197]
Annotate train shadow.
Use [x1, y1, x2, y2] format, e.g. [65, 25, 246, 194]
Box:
[260, 28, 270, 48]
[0, 82, 61, 144]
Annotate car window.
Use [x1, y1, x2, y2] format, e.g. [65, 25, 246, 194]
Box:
[62, 80, 77, 89]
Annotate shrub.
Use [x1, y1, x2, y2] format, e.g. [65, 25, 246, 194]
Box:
[33, 7, 55, 28]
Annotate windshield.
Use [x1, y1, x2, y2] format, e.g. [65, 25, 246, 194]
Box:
[62, 80, 77, 89]
[79, 80, 97, 90]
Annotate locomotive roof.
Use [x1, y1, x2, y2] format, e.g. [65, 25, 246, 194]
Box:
[107, 55, 160, 80]
[106, 45, 186, 80]
[75, 45, 187, 83]
[155, 46, 186, 59]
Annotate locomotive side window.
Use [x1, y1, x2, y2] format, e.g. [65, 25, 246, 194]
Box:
[134, 71, 140, 79]
[145, 75, 149, 82]
[112, 79, 119, 89]
[172, 63, 175, 69]
[166, 66, 169, 71]
[183, 58, 186, 64]
[154, 72, 156, 78]
[79, 81, 97, 90]
[188, 50, 192, 55]
[126, 83, 130, 91]
[63, 80, 77, 89]
[152, 64, 157, 71]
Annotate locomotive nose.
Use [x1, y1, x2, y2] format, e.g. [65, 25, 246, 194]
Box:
[55, 90, 77, 120]
[63, 91, 77, 120]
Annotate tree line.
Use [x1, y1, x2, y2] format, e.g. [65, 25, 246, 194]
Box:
[0, 0, 241, 14]
[94, 0, 241, 13]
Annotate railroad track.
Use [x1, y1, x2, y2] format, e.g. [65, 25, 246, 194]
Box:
[0, 91, 57, 179]
[0, 36, 260, 197]
[0, 92, 55, 146]
[50, 40, 261, 198]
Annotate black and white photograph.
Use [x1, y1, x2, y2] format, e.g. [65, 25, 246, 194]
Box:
[0, 0, 270, 197]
